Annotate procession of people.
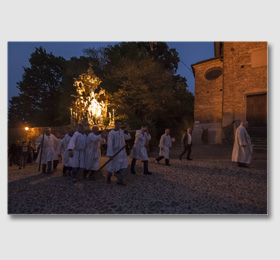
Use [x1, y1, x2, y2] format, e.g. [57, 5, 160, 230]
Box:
[8, 119, 254, 185]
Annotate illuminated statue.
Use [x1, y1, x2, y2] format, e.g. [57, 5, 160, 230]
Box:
[70, 65, 112, 126]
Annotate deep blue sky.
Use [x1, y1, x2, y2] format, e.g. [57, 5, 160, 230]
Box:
[8, 42, 214, 101]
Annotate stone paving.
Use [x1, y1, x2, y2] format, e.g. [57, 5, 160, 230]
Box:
[8, 145, 267, 214]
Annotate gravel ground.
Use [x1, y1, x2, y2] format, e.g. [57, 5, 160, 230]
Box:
[8, 145, 267, 214]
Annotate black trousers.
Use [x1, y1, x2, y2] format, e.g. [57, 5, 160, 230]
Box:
[53, 160, 59, 169]
[42, 161, 52, 173]
[180, 145, 192, 159]
[62, 165, 72, 175]
[131, 158, 149, 174]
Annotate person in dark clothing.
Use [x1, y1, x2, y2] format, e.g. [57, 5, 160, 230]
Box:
[19, 141, 29, 169]
[179, 128, 193, 161]
[8, 141, 20, 166]
[27, 141, 34, 164]
[53, 132, 61, 171]
[122, 124, 133, 155]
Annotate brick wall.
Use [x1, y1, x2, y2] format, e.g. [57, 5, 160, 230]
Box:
[193, 58, 223, 123]
[222, 42, 267, 126]
[192, 42, 267, 144]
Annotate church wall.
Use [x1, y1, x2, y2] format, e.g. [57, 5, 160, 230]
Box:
[193, 59, 223, 123]
[222, 42, 267, 126]
[192, 59, 223, 144]
[192, 42, 267, 145]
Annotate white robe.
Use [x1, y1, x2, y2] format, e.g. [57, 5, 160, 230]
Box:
[67, 131, 87, 168]
[85, 133, 105, 170]
[159, 134, 172, 159]
[130, 130, 151, 161]
[106, 129, 131, 172]
[57, 134, 72, 167]
[35, 134, 58, 164]
[52, 138, 61, 160]
[232, 126, 253, 164]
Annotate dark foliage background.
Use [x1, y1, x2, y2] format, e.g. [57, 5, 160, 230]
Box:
[9, 42, 194, 143]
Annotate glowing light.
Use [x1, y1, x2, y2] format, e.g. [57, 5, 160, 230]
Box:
[70, 66, 112, 125]
[25, 127, 29, 131]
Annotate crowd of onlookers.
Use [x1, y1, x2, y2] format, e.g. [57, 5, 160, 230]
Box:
[8, 140, 36, 169]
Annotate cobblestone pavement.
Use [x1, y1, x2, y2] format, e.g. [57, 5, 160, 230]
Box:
[8, 145, 267, 214]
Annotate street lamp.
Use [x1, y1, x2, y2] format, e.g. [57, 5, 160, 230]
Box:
[25, 127, 29, 131]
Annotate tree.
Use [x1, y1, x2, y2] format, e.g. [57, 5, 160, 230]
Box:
[57, 56, 95, 124]
[83, 42, 194, 138]
[8, 47, 66, 127]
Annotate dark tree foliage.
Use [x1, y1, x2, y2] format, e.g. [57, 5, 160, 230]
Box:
[83, 42, 194, 138]
[9, 42, 194, 140]
[57, 56, 96, 124]
[9, 47, 66, 127]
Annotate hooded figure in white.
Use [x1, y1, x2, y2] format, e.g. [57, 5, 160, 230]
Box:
[156, 129, 172, 166]
[67, 124, 87, 183]
[130, 125, 152, 175]
[58, 128, 74, 176]
[83, 126, 107, 179]
[232, 121, 253, 167]
[35, 127, 59, 173]
[106, 120, 131, 185]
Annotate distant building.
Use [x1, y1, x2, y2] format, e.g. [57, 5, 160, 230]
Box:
[191, 42, 267, 145]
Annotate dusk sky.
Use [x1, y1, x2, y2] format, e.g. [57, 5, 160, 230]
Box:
[8, 41, 214, 101]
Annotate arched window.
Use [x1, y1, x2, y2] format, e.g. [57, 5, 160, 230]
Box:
[204, 67, 223, 80]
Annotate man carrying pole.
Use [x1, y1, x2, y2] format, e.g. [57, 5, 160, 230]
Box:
[106, 120, 131, 186]
[35, 127, 58, 174]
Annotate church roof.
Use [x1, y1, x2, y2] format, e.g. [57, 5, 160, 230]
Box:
[191, 56, 223, 76]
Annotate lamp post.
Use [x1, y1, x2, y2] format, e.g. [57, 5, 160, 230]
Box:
[24, 127, 29, 141]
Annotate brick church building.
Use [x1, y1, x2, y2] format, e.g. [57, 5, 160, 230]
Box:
[191, 42, 267, 147]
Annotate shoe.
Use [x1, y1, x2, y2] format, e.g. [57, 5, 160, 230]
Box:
[144, 172, 152, 175]
[131, 170, 136, 174]
[47, 170, 53, 174]
[187, 158, 193, 161]
[165, 164, 171, 166]
[117, 182, 127, 186]
[179, 156, 182, 161]
[107, 177, 111, 184]
[238, 163, 249, 168]
[83, 172, 87, 179]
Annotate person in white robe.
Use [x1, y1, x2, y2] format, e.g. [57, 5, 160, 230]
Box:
[52, 131, 61, 171]
[106, 120, 131, 185]
[232, 121, 253, 167]
[156, 129, 172, 166]
[84, 126, 107, 180]
[35, 127, 58, 174]
[67, 124, 87, 183]
[58, 128, 74, 176]
[130, 125, 152, 175]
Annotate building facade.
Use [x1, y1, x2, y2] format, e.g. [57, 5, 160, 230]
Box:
[192, 42, 267, 144]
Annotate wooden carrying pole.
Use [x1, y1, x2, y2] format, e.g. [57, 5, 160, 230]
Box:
[38, 130, 45, 173]
[95, 144, 127, 174]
